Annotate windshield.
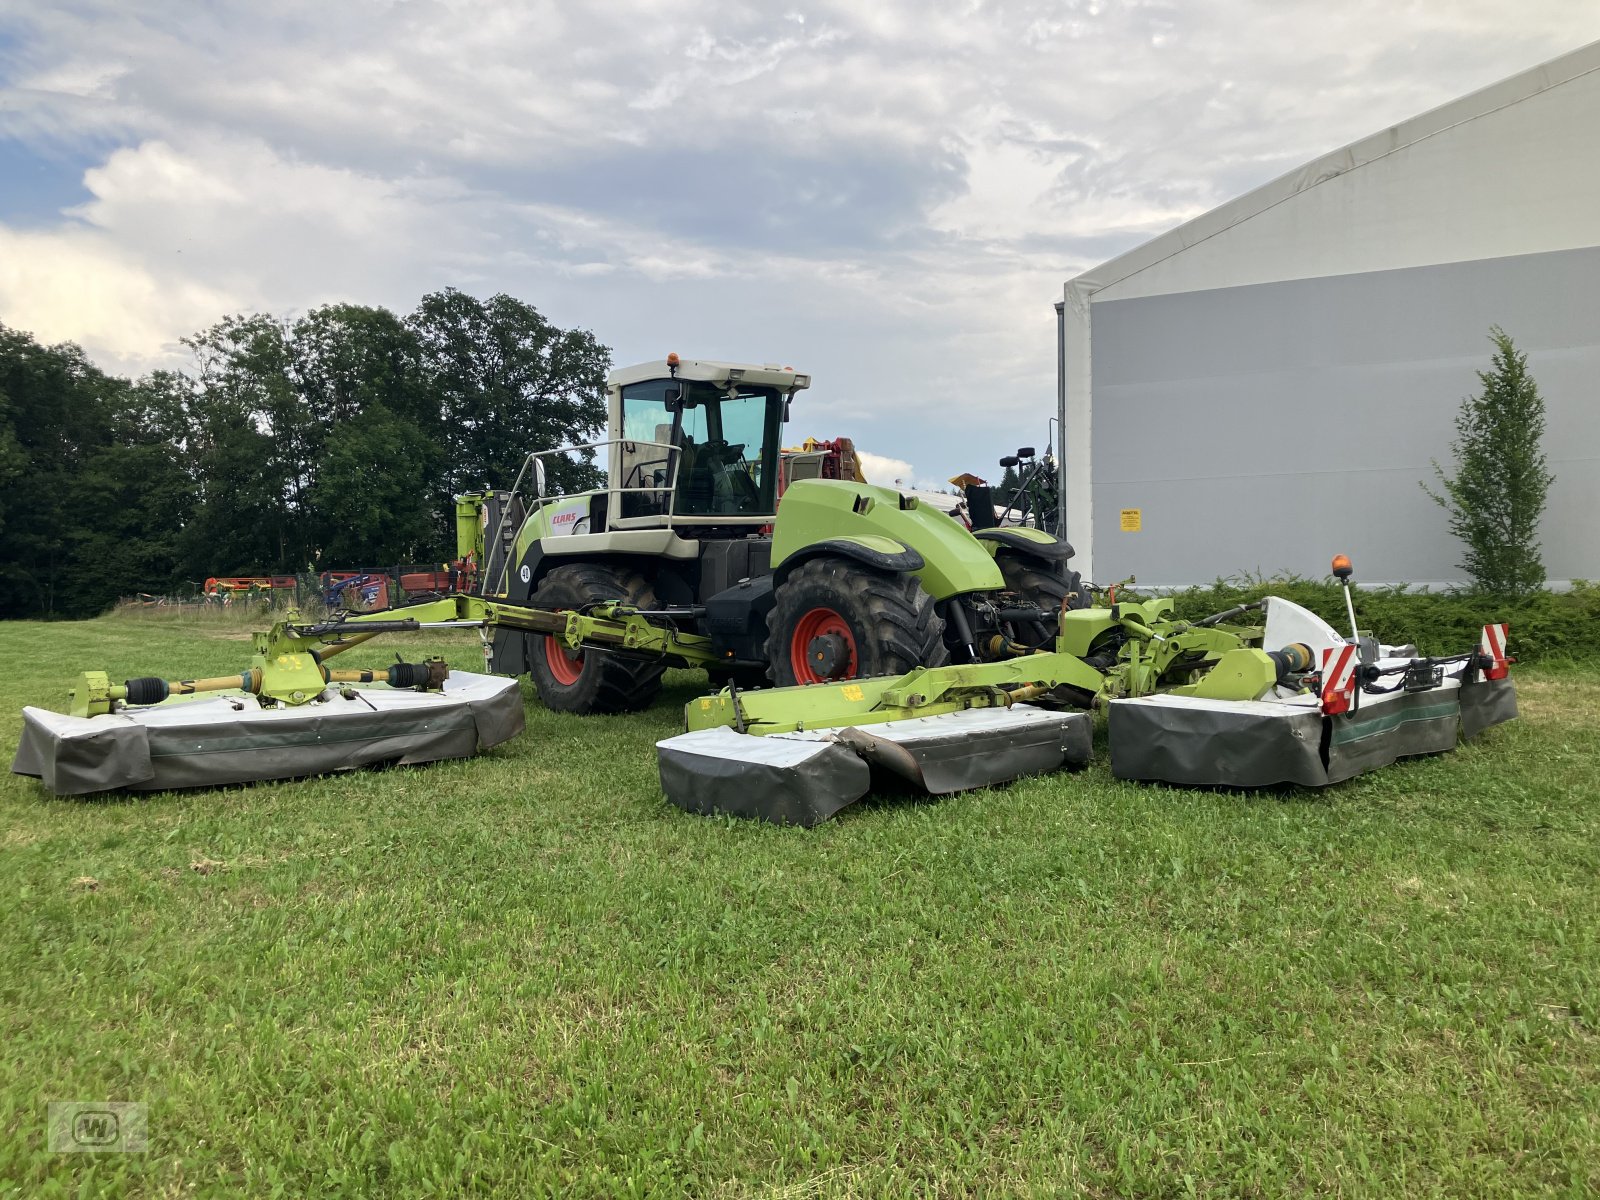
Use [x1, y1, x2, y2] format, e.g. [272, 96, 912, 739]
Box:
[616, 379, 680, 517]
[619, 379, 782, 519]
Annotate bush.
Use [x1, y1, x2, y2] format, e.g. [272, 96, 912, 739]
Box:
[1136, 576, 1600, 665]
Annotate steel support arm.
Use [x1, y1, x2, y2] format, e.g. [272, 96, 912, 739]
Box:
[328, 595, 723, 667]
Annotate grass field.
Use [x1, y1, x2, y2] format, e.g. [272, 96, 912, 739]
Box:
[2, 612, 1597, 1197]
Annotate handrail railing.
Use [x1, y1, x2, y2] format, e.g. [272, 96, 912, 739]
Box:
[485, 439, 682, 594]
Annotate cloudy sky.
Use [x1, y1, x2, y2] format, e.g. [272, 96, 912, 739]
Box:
[2, 1, 1596, 485]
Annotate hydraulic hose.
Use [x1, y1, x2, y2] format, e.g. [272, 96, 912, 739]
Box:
[1194, 599, 1265, 628]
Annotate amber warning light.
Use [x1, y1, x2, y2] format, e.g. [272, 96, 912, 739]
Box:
[1331, 554, 1359, 643]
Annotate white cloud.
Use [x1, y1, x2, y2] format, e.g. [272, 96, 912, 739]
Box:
[0, 224, 232, 363]
[0, 0, 1596, 475]
[856, 450, 917, 487]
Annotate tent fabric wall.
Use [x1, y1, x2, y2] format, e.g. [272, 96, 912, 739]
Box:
[1088, 247, 1600, 588]
[1063, 40, 1600, 585]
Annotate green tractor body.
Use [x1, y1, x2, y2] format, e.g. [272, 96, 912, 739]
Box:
[458, 357, 1082, 714]
[768, 477, 1005, 599]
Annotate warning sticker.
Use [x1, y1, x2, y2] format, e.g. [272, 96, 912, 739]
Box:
[1120, 508, 1142, 532]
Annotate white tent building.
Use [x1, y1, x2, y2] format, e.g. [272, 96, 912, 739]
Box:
[1060, 40, 1600, 589]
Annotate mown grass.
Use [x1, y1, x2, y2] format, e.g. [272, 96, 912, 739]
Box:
[1, 613, 1597, 1197]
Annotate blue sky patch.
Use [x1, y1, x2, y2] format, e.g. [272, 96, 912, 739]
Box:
[0, 137, 100, 224]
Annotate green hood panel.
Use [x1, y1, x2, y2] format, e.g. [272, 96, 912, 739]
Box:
[772, 480, 1004, 599]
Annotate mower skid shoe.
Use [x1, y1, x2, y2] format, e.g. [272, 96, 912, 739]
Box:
[656, 705, 1092, 826]
[12, 672, 524, 797]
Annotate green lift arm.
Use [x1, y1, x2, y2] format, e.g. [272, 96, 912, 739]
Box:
[68, 592, 1303, 729]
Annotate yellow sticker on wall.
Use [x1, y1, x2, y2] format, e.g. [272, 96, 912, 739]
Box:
[1120, 508, 1142, 532]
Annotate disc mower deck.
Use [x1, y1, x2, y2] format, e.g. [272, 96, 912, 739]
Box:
[10, 583, 1517, 819]
[14, 672, 523, 797]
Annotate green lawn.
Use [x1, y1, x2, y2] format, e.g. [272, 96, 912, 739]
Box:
[2, 612, 1597, 1197]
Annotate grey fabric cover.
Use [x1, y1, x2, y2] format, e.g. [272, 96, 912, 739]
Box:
[1460, 675, 1519, 739]
[656, 727, 871, 827]
[11, 711, 156, 796]
[657, 706, 1091, 826]
[837, 706, 1092, 794]
[1109, 697, 1330, 787]
[1110, 677, 1520, 788]
[1323, 691, 1465, 782]
[12, 672, 524, 797]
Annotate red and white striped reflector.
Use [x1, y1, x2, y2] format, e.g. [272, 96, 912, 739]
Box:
[1320, 644, 1358, 715]
[1479, 622, 1510, 680]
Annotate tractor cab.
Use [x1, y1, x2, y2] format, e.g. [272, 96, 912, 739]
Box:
[606, 357, 806, 530]
[472, 359, 809, 597]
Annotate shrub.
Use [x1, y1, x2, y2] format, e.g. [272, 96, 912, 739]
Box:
[1141, 576, 1600, 665]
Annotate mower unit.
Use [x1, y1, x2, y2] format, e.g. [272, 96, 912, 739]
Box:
[653, 570, 1518, 823]
[11, 565, 1515, 812]
[12, 614, 524, 796]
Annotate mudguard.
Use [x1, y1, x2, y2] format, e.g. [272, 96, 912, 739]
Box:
[772, 534, 923, 582]
[771, 479, 1004, 599]
[973, 526, 1075, 563]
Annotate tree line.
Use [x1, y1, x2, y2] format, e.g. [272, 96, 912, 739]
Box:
[0, 289, 609, 619]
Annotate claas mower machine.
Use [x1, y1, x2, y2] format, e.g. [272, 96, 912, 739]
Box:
[467, 355, 1085, 709]
[14, 357, 1518, 825]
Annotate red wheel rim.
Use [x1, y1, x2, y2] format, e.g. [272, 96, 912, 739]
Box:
[789, 607, 858, 684]
[543, 613, 584, 686]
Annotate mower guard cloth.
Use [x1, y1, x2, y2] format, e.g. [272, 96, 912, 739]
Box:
[1108, 676, 1518, 788]
[656, 726, 871, 827]
[656, 705, 1091, 826]
[13, 671, 524, 797]
[834, 705, 1091, 794]
[1460, 674, 1519, 739]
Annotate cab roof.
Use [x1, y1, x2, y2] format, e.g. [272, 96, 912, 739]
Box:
[607, 358, 811, 392]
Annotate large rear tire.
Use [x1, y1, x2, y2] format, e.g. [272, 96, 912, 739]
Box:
[526, 564, 667, 714]
[998, 556, 1089, 627]
[767, 557, 947, 687]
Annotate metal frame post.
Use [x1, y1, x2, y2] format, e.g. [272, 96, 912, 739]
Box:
[1054, 299, 1068, 540]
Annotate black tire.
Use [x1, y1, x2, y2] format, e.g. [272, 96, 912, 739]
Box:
[767, 557, 947, 687]
[525, 564, 667, 714]
[999, 556, 1089, 620]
